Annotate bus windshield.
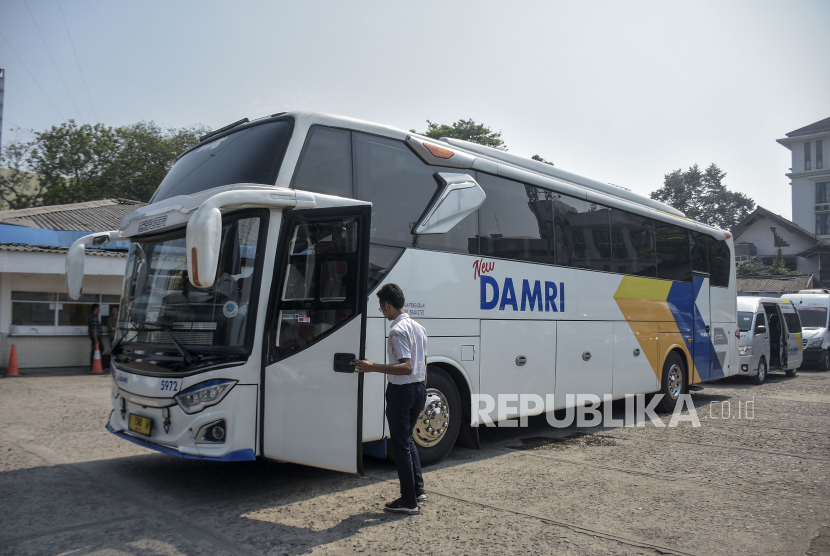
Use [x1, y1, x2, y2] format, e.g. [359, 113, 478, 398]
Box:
[151, 119, 292, 203]
[797, 306, 828, 328]
[118, 216, 262, 351]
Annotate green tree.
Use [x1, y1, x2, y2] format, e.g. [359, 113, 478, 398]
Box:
[109, 122, 208, 201]
[532, 154, 553, 165]
[735, 257, 767, 276]
[0, 136, 44, 209]
[650, 163, 754, 231]
[15, 119, 208, 206]
[413, 119, 507, 150]
[29, 120, 118, 205]
[767, 248, 799, 275]
[736, 249, 799, 276]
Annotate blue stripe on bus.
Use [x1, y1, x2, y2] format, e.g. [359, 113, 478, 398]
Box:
[106, 423, 256, 461]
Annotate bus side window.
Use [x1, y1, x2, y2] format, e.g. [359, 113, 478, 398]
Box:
[291, 126, 353, 198]
[783, 311, 802, 334]
[476, 173, 554, 264]
[353, 133, 476, 254]
[708, 238, 731, 288]
[690, 231, 709, 274]
[610, 208, 656, 277]
[656, 222, 692, 282]
[553, 195, 611, 272]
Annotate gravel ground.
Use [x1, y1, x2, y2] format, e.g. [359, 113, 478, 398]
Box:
[1, 366, 828, 556]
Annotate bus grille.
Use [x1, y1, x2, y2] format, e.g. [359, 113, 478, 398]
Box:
[137, 322, 218, 346]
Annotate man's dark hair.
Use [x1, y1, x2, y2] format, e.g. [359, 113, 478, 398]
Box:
[377, 283, 405, 310]
[91, 303, 100, 312]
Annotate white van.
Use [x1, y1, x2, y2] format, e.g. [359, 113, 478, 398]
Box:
[737, 297, 803, 383]
[782, 290, 830, 371]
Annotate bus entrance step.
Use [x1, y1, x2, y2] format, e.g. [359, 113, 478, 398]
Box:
[688, 385, 704, 391]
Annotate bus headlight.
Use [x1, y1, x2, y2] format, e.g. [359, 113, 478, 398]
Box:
[738, 346, 753, 355]
[175, 379, 237, 414]
[807, 338, 823, 348]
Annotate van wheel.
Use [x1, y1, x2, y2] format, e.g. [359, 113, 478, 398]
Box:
[751, 358, 767, 385]
[414, 366, 461, 466]
[785, 365, 798, 377]
[657, 352, 687, 413]
[821, 350, 830, 372]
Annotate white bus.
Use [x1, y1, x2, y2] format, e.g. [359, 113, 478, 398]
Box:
[66, 112, 738, 473]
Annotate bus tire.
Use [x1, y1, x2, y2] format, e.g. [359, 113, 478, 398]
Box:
[751, 358, 767, 385]
[821, 349, 830, 372]
[413, 366, 461, 466]
[785, 365, 798, 378]
[657, 352, 686, 413]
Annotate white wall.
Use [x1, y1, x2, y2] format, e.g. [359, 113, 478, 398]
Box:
[734, 218, 815, 258]
[0, 251, 126, 369]
[791, 177, 814, 234]
[781, 130, 830, 238]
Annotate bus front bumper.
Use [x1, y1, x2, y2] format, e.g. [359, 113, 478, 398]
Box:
[106, 422, 255, 461]
[108, 382, 258, 461]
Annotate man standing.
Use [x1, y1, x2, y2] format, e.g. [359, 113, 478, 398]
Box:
[352, 284, 427, 515]
[88, 304, 101, 367]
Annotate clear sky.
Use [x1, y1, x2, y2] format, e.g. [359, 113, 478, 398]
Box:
[1, 0, 828, 217]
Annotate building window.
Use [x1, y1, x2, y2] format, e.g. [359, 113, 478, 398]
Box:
[805, 142, 812, 171]
[817, 182, 829, 204]
[10, 292, 120, 335]
[817, 213, 830, 236]
[818, 140, 824, 170]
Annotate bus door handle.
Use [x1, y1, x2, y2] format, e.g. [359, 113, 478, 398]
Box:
[333, 353, 356, 373]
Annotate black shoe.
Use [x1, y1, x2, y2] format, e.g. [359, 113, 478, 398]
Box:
[416, 489, 427, 502]
[384, 497, 419, 515]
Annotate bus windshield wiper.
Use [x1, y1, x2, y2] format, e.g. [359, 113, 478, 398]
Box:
[129, 322, 200, 368]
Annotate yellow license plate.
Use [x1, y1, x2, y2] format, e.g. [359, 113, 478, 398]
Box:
[128, 414, 153, 436]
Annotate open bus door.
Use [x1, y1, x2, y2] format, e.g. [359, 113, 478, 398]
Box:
[262, 206, 371, 473]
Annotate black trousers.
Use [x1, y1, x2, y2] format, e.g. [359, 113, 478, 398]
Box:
[386, 381, 426, 506]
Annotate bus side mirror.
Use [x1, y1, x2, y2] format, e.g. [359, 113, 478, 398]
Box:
[186, 205, 222, 289]
[66, 241, 86, 299]
[66, 231, 119, 299]
[412, 173, 486, 235]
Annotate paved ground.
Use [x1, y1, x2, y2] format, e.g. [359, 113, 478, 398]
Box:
[1, 366, 829, 556]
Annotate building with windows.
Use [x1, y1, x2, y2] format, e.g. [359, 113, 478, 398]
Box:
[0, 199, 142, 369]
[777, 116, 830, 238]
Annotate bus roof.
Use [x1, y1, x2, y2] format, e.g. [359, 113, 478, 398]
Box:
[279, 111, 686, 218]
[177, 111, 728, 240]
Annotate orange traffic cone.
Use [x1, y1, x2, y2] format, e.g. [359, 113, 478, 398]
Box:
[91, 343, 104, 374]
[6, 345, 19, 377]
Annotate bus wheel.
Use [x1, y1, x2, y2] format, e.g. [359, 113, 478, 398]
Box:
[414, 366, 461, 466]
[821, 350, 830, 372]
[751, 358, 767, 385]
[785, 365, 798, 378]
[657, 352, 686, 413]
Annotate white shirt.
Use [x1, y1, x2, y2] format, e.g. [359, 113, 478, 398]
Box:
[386, 313, 427, 385]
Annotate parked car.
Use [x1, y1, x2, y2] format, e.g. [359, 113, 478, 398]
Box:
[737, 297, 803, 384]
[782, 290, 830, 371]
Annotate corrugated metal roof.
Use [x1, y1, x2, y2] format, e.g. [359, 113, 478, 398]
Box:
[0, 199, 144, 232]
[737, 274, 816, 293]
[0, 242, 128, 258]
